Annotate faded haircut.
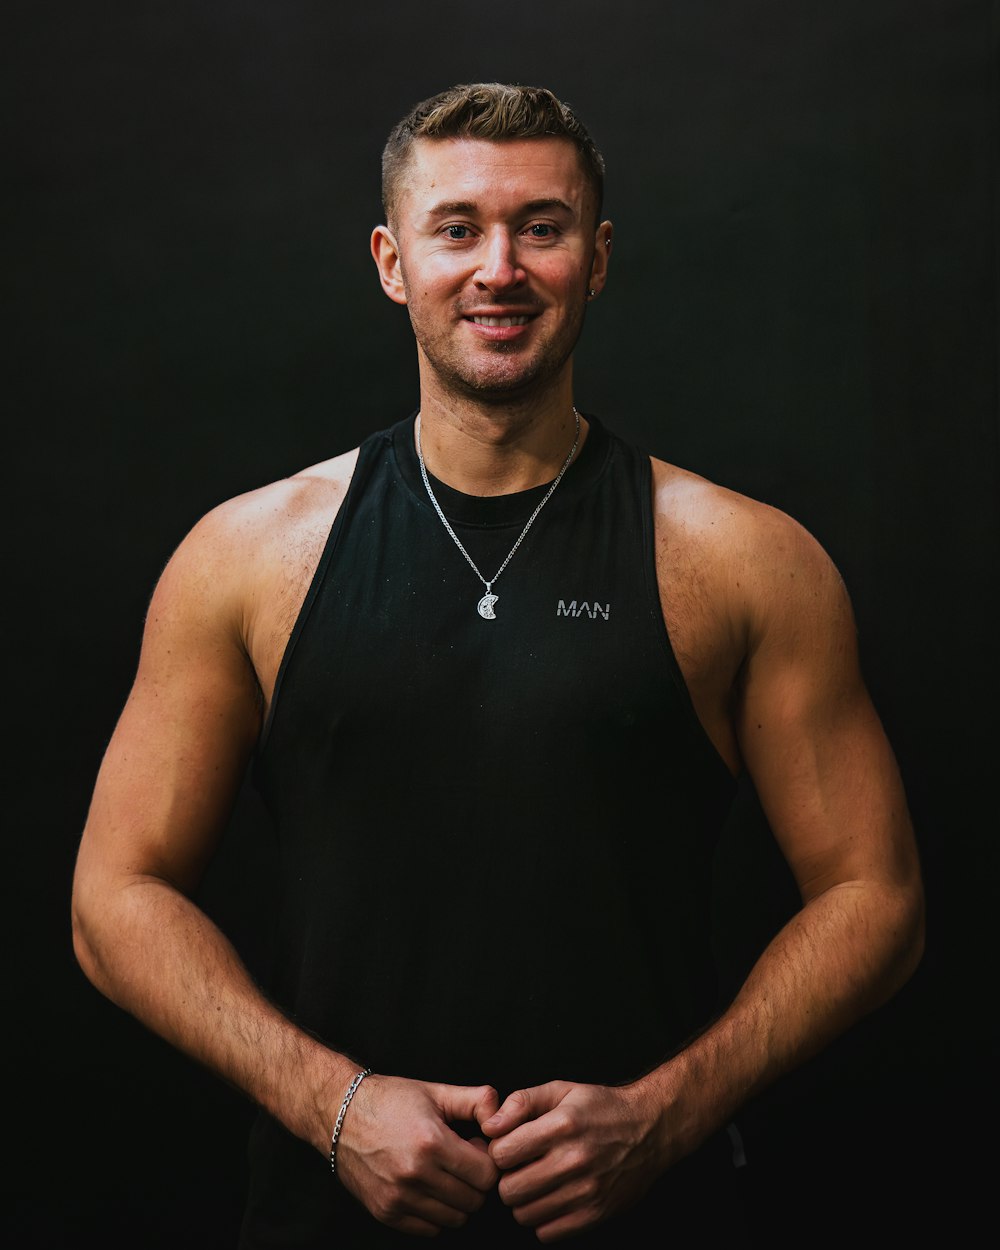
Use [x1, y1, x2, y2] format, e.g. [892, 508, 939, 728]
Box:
[381, 82, 605, 227]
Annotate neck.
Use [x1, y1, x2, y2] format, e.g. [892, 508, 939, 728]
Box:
[414, 385, 586, 498]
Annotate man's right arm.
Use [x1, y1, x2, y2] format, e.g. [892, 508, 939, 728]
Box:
[71, 498, 358, 1147]
[71, 490, 499, 1236]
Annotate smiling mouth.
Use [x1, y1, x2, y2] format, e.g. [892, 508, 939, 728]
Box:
[467, 315, 532, 327]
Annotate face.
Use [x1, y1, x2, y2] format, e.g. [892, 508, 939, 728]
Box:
[371, 137, 612, 404]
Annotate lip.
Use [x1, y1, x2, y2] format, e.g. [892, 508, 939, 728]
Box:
[461, 309, 539, 341]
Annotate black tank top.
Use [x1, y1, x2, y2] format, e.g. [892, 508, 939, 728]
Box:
[241, 412, 740, 1247]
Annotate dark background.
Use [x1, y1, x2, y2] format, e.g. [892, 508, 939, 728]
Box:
[7, 1, 998, 1246]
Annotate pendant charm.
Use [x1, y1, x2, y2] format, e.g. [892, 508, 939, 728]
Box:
[477, 593, 498, 620]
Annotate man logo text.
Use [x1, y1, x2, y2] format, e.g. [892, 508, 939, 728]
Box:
[556, 600, 610, 620]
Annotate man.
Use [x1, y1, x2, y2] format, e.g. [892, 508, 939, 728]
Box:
[72, 83, 924, 1246]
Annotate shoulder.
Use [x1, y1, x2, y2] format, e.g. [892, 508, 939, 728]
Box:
[649, 455, 852, 648]
[166, 449, 359, 578]
[135, 446, 364, 704]
[195, 446, 359, 545]
[147, 447, 361, 629]
[650, 455, 823, 557]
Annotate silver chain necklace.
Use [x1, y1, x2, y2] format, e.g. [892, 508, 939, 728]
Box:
[415, 408, 581, 620]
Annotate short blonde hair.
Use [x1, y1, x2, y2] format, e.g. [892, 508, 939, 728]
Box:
[381, 82, 605, 226]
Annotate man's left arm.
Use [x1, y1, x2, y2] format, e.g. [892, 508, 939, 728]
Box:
[706, 510, 926, 1083]
[628, 518, 926, 1172]
[482, 509, 925, 1242]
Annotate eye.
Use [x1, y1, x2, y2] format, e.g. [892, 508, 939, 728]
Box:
[446, 224, 471, 240]
[527, 223, 556, 238]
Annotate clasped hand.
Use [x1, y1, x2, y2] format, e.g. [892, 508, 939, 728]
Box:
[335, 1073, 664, 1242]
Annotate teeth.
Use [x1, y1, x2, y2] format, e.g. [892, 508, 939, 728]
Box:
[471, 315, 530, 327]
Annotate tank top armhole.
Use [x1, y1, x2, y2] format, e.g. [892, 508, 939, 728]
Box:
[254, 429, 391, 761]
[638, 450, 741, 785]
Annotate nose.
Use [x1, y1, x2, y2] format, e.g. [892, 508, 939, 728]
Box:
[474, 229, 525, 293]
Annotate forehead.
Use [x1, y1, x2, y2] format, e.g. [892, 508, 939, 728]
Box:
[397, 136, 591, 222]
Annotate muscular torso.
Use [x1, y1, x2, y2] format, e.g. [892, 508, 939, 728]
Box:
[227, 433, 748, 779]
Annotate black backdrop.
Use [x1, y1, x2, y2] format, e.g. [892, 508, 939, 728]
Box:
[7, 2, 998, 1246]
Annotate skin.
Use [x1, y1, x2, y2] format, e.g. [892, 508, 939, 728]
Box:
[72, 134, 924, 1242]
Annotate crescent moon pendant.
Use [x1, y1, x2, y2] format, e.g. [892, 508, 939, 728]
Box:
[477, 593, 499, 620]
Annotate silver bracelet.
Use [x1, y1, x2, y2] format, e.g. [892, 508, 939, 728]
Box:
[329, 1068, 371, 1174]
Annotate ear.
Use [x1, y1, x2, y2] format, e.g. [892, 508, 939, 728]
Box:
[371, 225, 407, 305]
[587, 220, 613, 297]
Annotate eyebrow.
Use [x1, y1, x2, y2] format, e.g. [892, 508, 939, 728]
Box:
[425, 197, 576, 219]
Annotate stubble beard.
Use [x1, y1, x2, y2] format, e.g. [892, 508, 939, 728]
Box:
[407, 301, 588, 406]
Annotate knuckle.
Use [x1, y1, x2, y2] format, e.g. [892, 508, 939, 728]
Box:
[551, 1106, 577, 1135]
[396, 1156, 422, 1184]
[375, 1189, 405, 1223]
[564, 1144, 592, 1174]
[578, 1174, 600, 1202]
[411, 1125, 438, 1156]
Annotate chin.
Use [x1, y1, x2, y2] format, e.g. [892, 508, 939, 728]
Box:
[454, 371, 554, 403]
[457, 348, 575, 398]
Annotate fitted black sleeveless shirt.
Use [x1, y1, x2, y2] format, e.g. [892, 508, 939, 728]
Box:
[241, 413, 740, 1246]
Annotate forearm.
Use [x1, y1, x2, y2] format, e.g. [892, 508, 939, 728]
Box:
[72, 874, 357, 1154]
[639, 876, 924, 1159]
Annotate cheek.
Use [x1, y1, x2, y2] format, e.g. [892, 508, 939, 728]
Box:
[402, 254, 463, 299]
[536, 257, 589, 293]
